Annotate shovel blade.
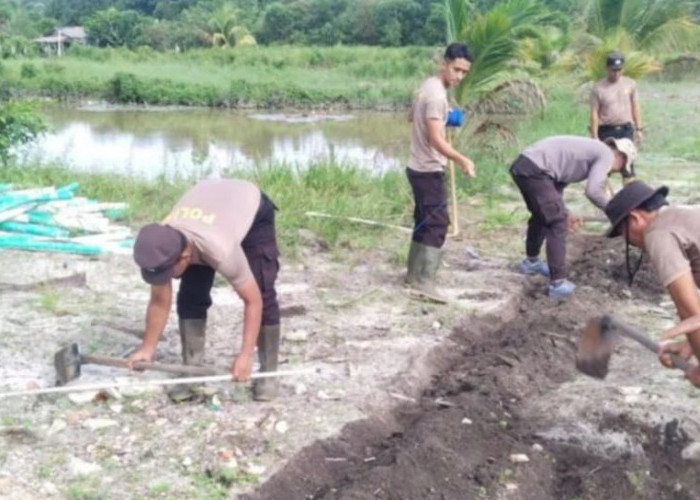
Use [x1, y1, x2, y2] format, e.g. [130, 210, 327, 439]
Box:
[575, 317, 615, 379]
[54, 342, 82, 385]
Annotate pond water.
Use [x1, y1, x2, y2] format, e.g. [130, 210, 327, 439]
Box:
[19, 105, 410, 181]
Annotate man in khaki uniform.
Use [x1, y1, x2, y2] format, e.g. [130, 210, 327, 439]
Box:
[128, 178, 281, 401]
[405, 42, 475, 303]
[604, 181, 700, 387]
[590, 51, 644, 179]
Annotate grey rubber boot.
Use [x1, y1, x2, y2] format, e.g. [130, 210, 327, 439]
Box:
[252, 324, 280, 402]
[407, 242, 448, 304]
[179, 318, 206, 365]
[168, 318, 207, 403]
[404, 240, 421, 286]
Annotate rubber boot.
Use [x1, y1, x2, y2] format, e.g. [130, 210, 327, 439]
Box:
[253, 324, 280, 402]
[407, 242, 448, 304]
[168, 318, 206, 403]
[404, 240, 421, 286]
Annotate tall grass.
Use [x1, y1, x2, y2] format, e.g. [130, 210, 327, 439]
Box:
[1, 46, 434, 109]
[0, 162, 413, 256]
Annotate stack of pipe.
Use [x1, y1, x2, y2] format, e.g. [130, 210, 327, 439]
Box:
[0, 183, 133, 255]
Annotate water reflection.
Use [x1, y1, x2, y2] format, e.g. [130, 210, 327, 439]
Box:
[19, 106, 409, 181]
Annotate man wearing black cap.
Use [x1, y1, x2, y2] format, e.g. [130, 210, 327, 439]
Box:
[590, 51, 644, 179]
[605, 181, 700, 387]
[129, 178, 281, 401]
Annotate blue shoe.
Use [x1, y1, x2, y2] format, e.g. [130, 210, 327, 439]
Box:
[519, 258, 550, 277]
[547, 279, 576, 298]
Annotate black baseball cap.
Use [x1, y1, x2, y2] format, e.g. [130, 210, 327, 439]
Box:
[133, 224, 186, 285]
[606, 51, 625, 70]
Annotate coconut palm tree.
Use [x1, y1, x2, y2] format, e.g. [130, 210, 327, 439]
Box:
[582, 0, 699, 79]
[584, 0, 700, 55]
[202, 5, 255, 48]
[445, 0, 554, 108]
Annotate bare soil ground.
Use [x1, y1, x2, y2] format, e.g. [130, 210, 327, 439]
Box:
[1, 199, 700, 500]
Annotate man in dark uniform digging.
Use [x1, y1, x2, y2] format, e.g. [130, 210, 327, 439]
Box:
[128, 178, 281, 401]
[510, 135, 637, 298]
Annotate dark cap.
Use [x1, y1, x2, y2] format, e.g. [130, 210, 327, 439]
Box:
[133, 224, 186, 285]
[606, 51, 625, 70]
[604, 181, 669, 238]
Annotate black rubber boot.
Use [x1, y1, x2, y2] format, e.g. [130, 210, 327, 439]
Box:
[252, 324, 280, 401]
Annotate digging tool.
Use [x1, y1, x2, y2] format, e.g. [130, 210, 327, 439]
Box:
[54, 342, 220, 385]
[575, 315, 693, 379]
[0, 367, 319, 399]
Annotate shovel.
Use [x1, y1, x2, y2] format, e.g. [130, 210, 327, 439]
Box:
[54, 342, 219, 385]
[575, 314, 693, 379]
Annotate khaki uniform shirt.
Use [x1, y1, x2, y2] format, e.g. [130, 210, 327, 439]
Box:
[591, 76, 638, 126]
[409, 76, 449, 173]
[644, 206, 700, 287]
[163, 178, 260, 288]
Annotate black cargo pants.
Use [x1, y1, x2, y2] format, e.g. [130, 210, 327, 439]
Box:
[510, 155, 568, 281]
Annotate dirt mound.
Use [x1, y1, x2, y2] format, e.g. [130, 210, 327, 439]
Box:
[246, 237, 698, 500]
[569, 234, 665, 301]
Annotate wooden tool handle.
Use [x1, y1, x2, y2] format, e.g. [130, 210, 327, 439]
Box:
[606, 316, 693, 373]
[82, 354, 220, 376]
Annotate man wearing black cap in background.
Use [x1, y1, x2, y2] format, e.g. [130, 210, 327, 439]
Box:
[605, 181, 700, 387]
[590, 51, 644, 180]
[129, 178, 281, 401]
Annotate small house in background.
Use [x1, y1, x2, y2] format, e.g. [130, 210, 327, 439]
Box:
[34, 27, 87, 56]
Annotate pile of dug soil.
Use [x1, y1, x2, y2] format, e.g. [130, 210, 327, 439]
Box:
[245, 235, 698, 500]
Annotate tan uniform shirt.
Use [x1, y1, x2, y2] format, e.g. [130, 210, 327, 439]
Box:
[644, 206, 700, 287]
[591, 76, 638, 126]
[163, 178, 260, 288]
[409, 76, 448, 173]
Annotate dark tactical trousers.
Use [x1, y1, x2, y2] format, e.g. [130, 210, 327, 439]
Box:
[510, 155, 568, 281]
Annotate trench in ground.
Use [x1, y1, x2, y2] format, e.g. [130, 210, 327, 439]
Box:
[244, 235, 700, 500]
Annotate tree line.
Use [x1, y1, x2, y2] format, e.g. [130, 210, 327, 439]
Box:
[3, 0, 595, 51]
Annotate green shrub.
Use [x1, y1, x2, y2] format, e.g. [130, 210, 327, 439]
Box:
[20, 63, 38, 79]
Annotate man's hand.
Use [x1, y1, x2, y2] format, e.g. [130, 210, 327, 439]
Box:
[658, 340, 693, 369]
[126, 345, 155, 370]
[566, 214, 583, 232]
[231, 353, 253, 382]
[634, 129, 644, 145]
[456, 156, 475, 178]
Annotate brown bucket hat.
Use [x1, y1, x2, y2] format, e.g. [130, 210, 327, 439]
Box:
[604, 181, 669, 237]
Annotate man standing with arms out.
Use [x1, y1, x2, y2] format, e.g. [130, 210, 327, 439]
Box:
[603, 181, 700, 387]
[405, 42, 476, 304]
[590, 51, 644, 180]
[128, 178, 281, 401]
[511, 136, 636, 298]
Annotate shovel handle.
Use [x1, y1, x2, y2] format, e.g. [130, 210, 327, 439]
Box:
[81, 354, 220, 377]
[606, 316, 693, 373]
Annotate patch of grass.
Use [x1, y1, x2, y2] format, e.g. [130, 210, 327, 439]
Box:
[191, 472, 228, 500]
[2, 46, 429, 109]
[147, 481, 172, 497]
[63, 477, 106, 500]
[38, 289, 59, 313]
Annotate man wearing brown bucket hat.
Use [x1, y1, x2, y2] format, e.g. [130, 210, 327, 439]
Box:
[129, 178, 281, 401]
[511, 135, 636, 299]
[605, 180, 700, 387]
[590, 51, 644, 180]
